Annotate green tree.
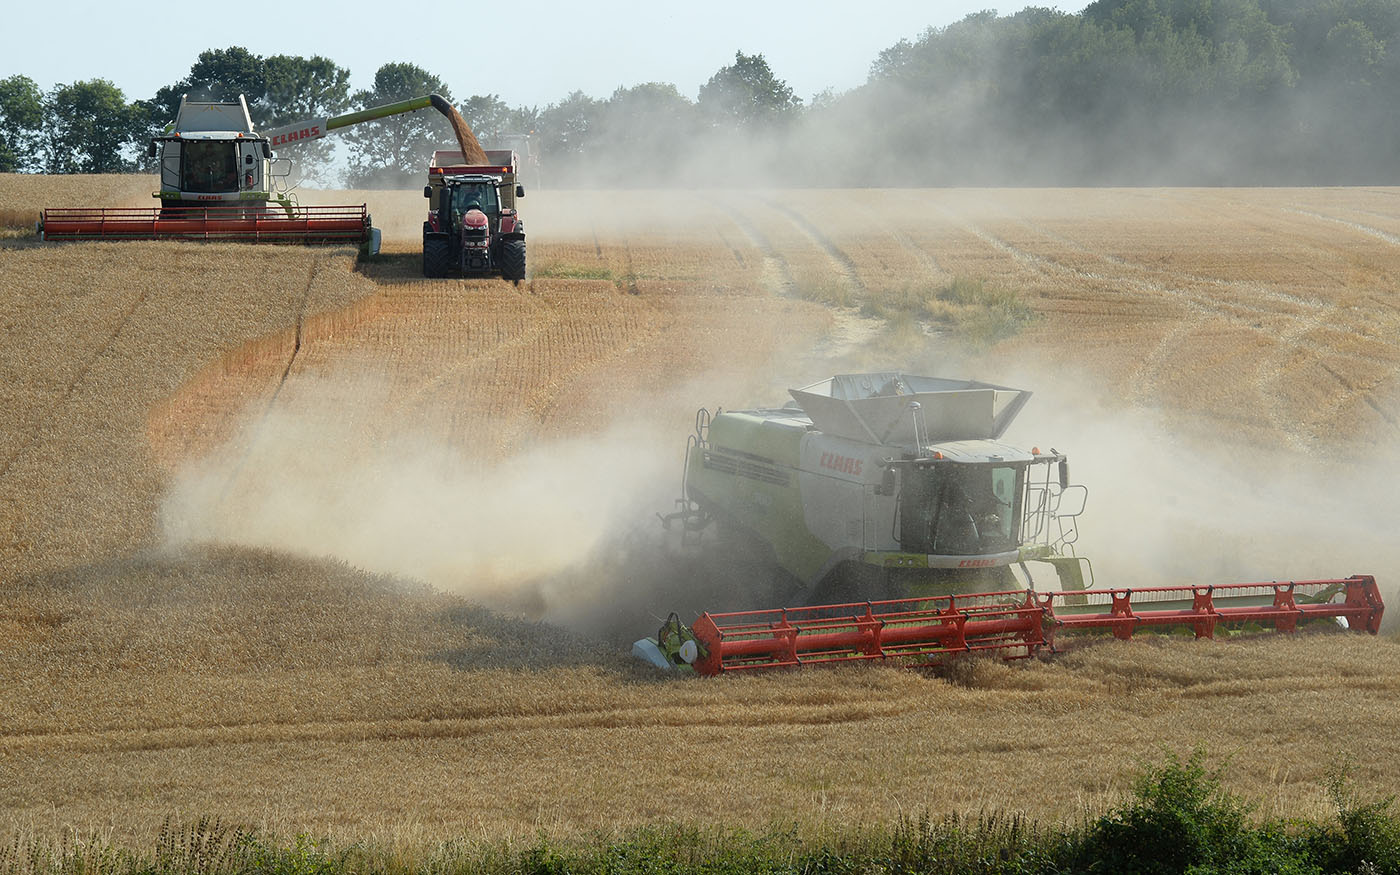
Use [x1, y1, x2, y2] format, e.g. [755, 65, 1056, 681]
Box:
[262, 54, 352, 184]
[145, 46, 268, 124]
[44, 79, 138, 173]
[1324, 19, 1386, 84]
[535, 90, 603, 159]
[341, 62, 453, 187]
[458, 94, 513, 145]
[593, 83, 698, 184]
[0, 75, 43, 172]
[698, 51, 802, 126]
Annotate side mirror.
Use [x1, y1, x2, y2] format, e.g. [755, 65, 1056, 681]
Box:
[1058, 458, 1070, 490]
[147, 141, 157, 158]
[261, 143, 274, 159]
[424, 185, 433, 199]
[516, 184, 525, 198]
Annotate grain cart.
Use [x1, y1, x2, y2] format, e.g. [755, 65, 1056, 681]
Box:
[636, 373, 1384, 673]
[39, 93, 460, 252]
[422, 150, 526, 281]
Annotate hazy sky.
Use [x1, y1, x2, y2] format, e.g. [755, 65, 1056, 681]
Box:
[2, 1, 1077, 110]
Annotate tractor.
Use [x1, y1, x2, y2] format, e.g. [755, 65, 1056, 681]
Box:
[422, 151, 526, 282]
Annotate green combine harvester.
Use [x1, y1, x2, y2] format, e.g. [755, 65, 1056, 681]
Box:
[636, 373, 1383, 675]
[39, 93, 466, 252]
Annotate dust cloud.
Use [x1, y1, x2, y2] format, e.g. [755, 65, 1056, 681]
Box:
[993, 361, 1400, 604]
[160, 352, 1399, 640]
[157, 374, 767, 639]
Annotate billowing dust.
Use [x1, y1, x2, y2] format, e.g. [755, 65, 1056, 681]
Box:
[158, 375, 761, 639]
[160, 351, 1400, 641]
[994, 361, 1400, 608]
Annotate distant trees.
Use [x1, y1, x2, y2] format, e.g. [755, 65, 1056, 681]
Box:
[44, 80, 138, 173]
[0, 75, 43, 172]
[698, 51, 802, 126]
[10, 1, 1400, 186]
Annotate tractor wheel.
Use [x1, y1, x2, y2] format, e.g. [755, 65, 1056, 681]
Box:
[501, 239, 527, 285]
[423, 238, 452, 278]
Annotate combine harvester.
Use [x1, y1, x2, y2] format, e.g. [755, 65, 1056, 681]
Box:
[38, 93, 466, 253]
[636, 374, 1384, 674]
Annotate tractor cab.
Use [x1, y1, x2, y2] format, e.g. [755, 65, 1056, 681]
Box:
[445, 176, 502, 228]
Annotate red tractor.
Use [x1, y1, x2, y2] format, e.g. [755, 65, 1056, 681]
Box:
[422, 150, 526, 282]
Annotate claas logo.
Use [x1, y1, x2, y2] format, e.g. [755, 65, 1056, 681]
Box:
[819, 452, 863, 476]
[269, 125, 321, 147]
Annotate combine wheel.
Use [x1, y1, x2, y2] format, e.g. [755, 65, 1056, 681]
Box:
[423, 238, 452, 278]
[501, 239, 527, 285]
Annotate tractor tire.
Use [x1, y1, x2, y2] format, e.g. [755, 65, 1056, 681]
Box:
[501, 239, 527, 285]
[423, 238, 452, 278]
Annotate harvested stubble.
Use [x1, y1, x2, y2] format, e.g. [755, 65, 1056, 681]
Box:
[4, 547, 1400, 844]
[5, 178, 1400, 849]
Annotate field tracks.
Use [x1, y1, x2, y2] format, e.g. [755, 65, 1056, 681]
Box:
[0, 279, 149, 484]
[0, 694, 908, 757]
[1286, 207, 1400, 247]
[214, 256, 324, 502]
[759, 196, 867, 299]
[717, 201, 796, 297]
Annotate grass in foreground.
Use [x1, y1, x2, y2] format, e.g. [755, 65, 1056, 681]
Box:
[5, 752, 1399, 875]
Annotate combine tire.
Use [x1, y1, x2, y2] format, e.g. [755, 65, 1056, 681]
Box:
[501, 239, 527, 284]
[423, 238, 452, 278]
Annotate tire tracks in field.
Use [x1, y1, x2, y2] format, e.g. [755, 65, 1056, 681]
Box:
[0, 279, 149, 484]
[716, 201, 796, 297]
[732, 195, 887, 359]
[216, 257, 322, 502]
[1285, 207, 1400, 248]
[947, 203, 1398, 449]
[758, 196, 868, 301]
[0, 697, 911, 756]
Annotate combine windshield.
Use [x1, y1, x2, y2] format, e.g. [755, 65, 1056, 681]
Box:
[181, 140, 238, 193]
[899, 463, 1024, 556]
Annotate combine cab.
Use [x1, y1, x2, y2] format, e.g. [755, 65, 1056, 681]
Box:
[637, 374, 1385, 673]
[422, 150, 526, 281]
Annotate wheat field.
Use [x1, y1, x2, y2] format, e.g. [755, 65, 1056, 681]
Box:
[2, 174, 1400, 844]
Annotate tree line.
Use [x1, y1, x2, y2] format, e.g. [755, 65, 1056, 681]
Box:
[2, 0, 1398, 186]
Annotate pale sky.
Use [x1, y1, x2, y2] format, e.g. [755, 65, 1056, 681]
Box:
[2, 1, 1078, 110]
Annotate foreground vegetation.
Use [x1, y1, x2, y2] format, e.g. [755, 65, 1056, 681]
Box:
[6, 753, 1399, 874]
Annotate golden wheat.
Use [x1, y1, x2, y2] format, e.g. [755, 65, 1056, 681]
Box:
[3, 176, 1400, 848]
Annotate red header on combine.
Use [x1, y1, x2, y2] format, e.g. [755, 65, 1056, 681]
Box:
[640, 576, 1384, 676]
